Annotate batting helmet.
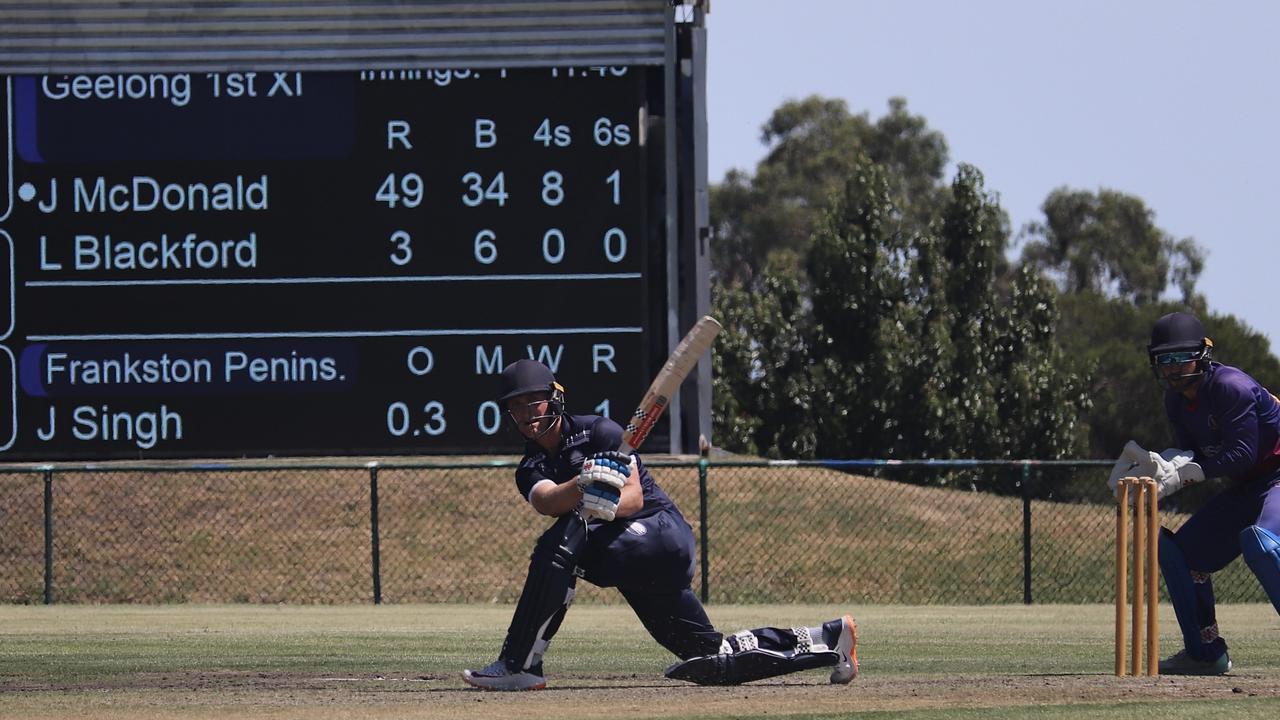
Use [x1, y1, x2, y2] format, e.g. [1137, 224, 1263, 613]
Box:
[497, 360, 562, 402]
[497, 360, 566, 438]
[1148, 312, 1213, 388]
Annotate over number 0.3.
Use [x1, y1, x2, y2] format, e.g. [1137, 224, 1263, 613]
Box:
[387, 401, 446, 437]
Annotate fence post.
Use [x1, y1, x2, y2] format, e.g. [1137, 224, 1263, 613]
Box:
[368, 463, 382, 605]
[43, 468, 54, 605]
[698, 435, 710, 603]
[1021, 462, 1033, 605]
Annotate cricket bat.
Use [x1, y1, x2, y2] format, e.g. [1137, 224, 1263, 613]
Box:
[620, 315, 722, 453]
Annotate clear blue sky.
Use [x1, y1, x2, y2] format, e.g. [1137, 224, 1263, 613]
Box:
[706, 0, 1280, 356]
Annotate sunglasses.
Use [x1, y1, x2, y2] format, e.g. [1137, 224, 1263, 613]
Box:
[1154, 351, 1198, 366]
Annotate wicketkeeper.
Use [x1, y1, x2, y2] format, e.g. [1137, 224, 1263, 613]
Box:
[462, 359, 859, 690]
[1108, 312, 1280, 675]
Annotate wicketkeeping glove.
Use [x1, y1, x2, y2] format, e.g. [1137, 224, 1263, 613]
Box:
[1148, 448, 1204, 500]
[577, 451, 634, 521]
[1107, 440, 1157, 499]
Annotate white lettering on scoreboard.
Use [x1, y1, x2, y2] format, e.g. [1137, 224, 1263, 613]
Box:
[5, 66, 658, 458]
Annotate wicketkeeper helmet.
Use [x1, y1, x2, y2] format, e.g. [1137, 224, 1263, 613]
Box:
[1148, 312, 1213, 388]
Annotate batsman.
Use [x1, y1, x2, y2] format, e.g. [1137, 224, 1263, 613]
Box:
[462, 359, 858, 690]
[1109, 312, 1280, 675]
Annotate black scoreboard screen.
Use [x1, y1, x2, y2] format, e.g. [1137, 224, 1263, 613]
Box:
[0, 67, 669, 459]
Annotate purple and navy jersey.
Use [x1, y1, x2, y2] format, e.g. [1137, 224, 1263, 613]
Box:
[1165, 362, 1280, 482]
[514, 413, 679, 520]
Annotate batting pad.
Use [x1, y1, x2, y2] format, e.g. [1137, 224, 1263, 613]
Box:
[664, 648, 838, 686]
[501, 513, 586, 671]
[1159, 528, 1206, 656]
[1240, 524, 1280, 614]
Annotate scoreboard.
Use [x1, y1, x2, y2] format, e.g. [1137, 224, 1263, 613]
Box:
[0, 66, 672, 459]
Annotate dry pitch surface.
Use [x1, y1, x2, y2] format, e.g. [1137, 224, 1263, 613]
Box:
[2, 604, 1279, 719]
[6, 671, 1280, 720]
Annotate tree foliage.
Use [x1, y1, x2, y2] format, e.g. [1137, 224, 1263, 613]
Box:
[806, 155, 917, 457]
[711, 96, 1278, 463]
[1020, 188, 1205, 306]
[711, 96, 947, 291]
[713, 154, 1088, 462]
[712, 253, 819, 458]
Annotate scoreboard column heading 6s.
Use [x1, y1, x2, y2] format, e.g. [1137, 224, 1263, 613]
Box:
[0, 66, 666, 459]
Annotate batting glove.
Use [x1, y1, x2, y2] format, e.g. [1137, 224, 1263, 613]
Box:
[577, 451, 633, 492]
[577, 451, 634, 521]
[581, 483, 622, 521]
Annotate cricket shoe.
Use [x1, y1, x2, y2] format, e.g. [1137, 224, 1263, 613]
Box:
[824, 614, 859, 684]
[462, 659, 547, 691]
[1158, 649, 1231, 676]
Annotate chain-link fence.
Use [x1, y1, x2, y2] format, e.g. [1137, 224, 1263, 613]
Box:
[0, 458, 1268, 605]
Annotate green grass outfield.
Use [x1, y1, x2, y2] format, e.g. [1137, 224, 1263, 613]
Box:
[2, 603, 1279, 719]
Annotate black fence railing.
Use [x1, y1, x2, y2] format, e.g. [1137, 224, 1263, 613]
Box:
[0, 458, 1267, 605]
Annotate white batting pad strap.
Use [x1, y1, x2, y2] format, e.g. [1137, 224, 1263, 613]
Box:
[719, 639, 732, 654]
[731, 630, 758, 652]
[529, 637, 550, 665]
[793, 627, 813, 654]
[522, 585, 576, 671]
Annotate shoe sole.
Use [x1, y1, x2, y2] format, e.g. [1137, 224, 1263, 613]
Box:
[830, 614, 859, 684]
[1158, 663, 1231, 676]
[462, 672, 547, 691]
